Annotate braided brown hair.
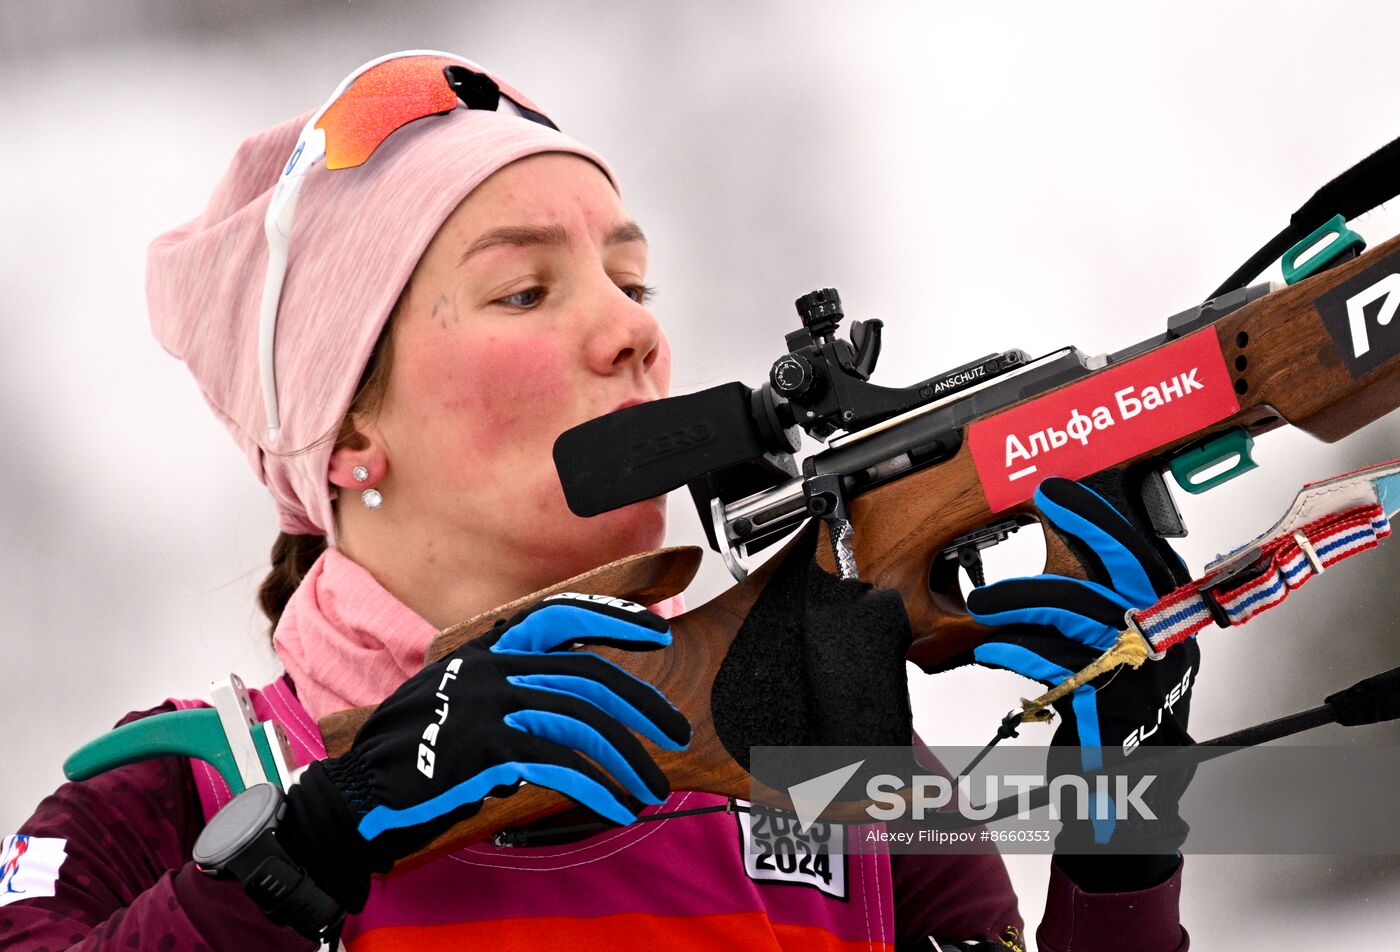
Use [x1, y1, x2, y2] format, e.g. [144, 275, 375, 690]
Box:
[256, 316, 399, 638]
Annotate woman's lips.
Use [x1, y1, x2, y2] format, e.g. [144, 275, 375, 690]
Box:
[564, 397, 655, 439]
[608, 396, 653, 415]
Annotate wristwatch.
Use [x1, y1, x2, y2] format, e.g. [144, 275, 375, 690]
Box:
[193, 782, 344, 941]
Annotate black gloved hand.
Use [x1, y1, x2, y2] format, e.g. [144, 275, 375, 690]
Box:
[959, 478, 1201, 888]
[279, 593, 691, 910]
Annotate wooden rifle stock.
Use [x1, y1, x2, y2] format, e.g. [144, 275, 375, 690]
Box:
[320, 231, 1400, 872]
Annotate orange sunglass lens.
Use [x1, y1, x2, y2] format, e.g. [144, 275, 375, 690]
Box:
[317, 56, 460, 170]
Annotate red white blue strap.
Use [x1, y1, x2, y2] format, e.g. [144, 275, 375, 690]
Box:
[1133, 503, 1390, 654]
[1126, 458, 1400, 656]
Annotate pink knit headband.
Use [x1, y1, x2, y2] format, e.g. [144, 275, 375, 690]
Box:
[147, 54, 614, 542]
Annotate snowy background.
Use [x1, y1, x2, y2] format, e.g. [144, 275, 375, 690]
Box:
[4, 2, 1400, 945]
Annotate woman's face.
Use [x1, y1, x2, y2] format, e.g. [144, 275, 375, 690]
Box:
[345, 152, 670, 586]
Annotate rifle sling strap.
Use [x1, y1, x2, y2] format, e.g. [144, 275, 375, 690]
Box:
[1211, 133, 1400, 298]
[1134, 502, 1389, 655]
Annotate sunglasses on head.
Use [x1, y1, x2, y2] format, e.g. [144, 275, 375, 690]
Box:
[259, 50, 557, 440]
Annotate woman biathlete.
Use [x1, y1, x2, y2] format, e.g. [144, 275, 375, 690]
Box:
[3, 51, 1197, 951]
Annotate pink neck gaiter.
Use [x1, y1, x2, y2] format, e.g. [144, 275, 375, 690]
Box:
[271, 547, 687, 724]
[272, 547, 438, 722]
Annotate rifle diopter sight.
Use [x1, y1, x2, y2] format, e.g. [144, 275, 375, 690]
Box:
[757, 287, 1029, 445]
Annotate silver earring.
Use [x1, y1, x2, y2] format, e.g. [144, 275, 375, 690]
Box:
[353, 464, 381, 509]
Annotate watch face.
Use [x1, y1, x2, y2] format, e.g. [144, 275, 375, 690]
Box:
[193, 783, 283, 868]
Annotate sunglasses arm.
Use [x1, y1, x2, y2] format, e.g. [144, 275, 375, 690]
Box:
[259, 124, 325, 442]
[259, 194, 295, 441]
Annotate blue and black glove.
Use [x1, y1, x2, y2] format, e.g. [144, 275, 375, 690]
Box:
[960, 477, 1200, 888]
[280, 593, 691, 910]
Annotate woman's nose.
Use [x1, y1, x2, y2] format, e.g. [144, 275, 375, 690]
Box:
[585, 284, 662, 379]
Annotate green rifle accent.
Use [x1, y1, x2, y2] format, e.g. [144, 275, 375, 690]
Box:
[1281, 214, 1366, 285]
[1169, 427, 1258, 494]
[63, 708, 282, 794]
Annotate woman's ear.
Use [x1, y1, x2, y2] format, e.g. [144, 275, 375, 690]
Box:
[328, 423, 387, 491]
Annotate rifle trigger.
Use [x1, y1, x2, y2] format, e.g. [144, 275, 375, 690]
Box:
[956, 545, 986, 588]
[941, 518, 1023, 589]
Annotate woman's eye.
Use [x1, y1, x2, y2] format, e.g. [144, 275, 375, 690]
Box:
[623, 283, 656, 305]
[496, 287, 545, 309]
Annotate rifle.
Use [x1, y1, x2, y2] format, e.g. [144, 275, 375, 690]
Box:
[308, 134, 1400, 869]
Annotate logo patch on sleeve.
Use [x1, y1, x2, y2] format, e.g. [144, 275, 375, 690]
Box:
[736, 803, 847, 900]
[0, 835, 68, 906]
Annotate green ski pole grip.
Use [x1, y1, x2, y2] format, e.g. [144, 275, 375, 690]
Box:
[63, 709, 247, 795]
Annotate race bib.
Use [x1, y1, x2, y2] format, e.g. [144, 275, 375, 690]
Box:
[736, 803, 846, 900]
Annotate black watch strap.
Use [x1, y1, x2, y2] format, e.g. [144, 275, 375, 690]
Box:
[193, 783, 345, 941]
